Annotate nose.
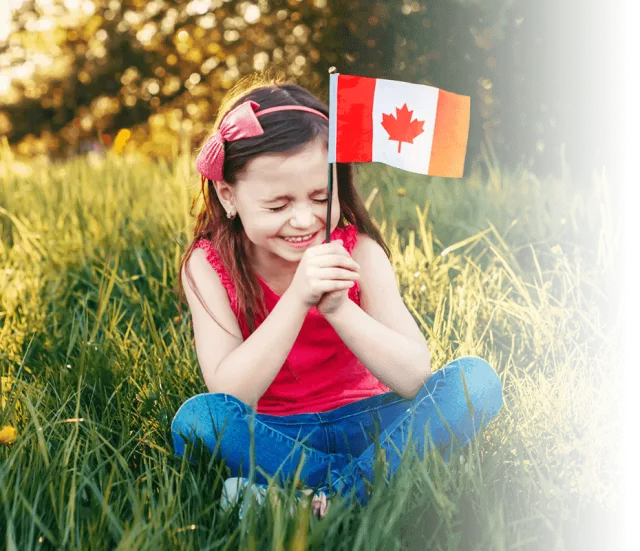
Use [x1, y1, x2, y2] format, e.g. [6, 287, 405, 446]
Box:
[289, 205, 315, 229]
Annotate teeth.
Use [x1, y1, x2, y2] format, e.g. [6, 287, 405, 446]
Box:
[283, 234, 313, 243]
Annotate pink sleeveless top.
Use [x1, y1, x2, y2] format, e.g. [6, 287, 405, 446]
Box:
[194, 224, 391, 415]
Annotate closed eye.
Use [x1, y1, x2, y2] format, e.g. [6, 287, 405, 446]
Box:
[268, 198, 328, 212]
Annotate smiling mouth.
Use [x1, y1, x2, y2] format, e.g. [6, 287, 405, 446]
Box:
[279, 231, 319, 244]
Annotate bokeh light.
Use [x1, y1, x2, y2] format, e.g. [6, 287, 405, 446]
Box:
[0, 0, 618, 187]
[0, 0, 333, 159]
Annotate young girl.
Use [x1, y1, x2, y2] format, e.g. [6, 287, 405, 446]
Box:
[171, 73, 503, 518]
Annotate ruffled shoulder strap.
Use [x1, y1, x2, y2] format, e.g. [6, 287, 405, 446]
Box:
[335, 224, 359, 254]
[193, 239, 240, 319]
[331, 224, 361, 305]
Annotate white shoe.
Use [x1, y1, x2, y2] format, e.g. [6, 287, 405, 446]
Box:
[220, 477, 328, 519]
[221, 477, 269, 519]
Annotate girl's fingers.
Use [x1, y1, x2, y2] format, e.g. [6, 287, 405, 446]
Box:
[320, 494, 328, 517]
[312, 280, 355, 295]
[315, 241, 350, 256]
[312, 493, 327, 517]
[316, 268, 360, 281]
[312, 254, 360, 271]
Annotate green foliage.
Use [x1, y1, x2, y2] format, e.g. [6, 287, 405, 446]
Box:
[455, 0, 516, 22]
[1, 0, 617, 180]
[356, 140, 616, 263]
[0, 144, 622, 549]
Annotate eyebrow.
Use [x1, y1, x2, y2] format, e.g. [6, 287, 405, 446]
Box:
[262, 188, 328, 203]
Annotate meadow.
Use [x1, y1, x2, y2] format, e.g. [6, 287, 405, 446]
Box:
[0, 138, 623, 550]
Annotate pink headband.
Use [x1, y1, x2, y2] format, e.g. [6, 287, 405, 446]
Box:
[196, 100, 329, 181]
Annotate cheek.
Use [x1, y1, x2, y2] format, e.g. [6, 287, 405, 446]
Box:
[333, 203, 341, 222]
[333, 185, 342, 222]
[242, 217, 275, 238]
[315, 191, 340, 228]
[329, 199, 341, 230]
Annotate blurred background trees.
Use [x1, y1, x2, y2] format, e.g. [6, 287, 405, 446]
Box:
[0, 0, 622, 183]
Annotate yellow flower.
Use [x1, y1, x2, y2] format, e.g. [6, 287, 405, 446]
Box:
[0, 425, 17, 445]
[113, 129, 131, 153]
[397, 187, 406, 196]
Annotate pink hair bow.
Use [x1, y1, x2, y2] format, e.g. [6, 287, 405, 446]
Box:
[196, 100, 264, 181]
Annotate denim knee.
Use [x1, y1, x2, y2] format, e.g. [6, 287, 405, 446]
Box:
[450, 356, 503, 422]
[171, 393, 226, 458]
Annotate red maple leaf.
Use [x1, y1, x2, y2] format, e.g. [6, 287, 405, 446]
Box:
[381, 103, 425, 153]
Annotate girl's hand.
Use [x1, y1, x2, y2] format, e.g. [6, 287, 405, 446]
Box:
[316, 286, 352, 317]
[287, 239, 360, 309]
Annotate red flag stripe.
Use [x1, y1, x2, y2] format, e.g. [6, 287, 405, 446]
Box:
[335, 75, 376, 162]
[428, 89, 470, 178]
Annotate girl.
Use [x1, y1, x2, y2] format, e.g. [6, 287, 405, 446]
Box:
[171, 73, 503, 518]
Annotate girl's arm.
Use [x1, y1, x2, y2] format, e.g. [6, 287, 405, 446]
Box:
[213, 289, 310, 409]
[322, 235, 432, 399]
[184, 250, 309, 410]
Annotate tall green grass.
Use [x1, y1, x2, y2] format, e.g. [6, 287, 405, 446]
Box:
[0, 138, 622, 550]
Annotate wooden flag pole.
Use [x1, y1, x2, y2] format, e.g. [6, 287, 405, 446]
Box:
[326, 66, 337, 243]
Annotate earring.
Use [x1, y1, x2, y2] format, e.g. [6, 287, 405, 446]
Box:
[226, 210, 236, 220]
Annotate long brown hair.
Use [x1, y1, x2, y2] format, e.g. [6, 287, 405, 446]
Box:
[175, 70, 391, 336]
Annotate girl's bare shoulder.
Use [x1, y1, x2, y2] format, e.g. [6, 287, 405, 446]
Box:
[351, 232, 384, 264]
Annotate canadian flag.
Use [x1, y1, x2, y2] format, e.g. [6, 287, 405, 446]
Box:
[327, 73, 470, 178]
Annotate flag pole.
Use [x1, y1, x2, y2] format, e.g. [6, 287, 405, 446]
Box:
[325, 159, 333, 244]
[326, 66, 337, 243]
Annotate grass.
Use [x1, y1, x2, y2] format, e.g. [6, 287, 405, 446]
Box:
[0, 137, 623, 550]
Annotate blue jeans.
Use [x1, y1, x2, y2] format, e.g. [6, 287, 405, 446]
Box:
[171, 356, 503, 507]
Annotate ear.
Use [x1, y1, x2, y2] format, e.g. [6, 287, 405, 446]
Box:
[212, 180, 236, 211]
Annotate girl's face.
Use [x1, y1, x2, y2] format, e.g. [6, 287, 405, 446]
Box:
[216, 136, 341, 270]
